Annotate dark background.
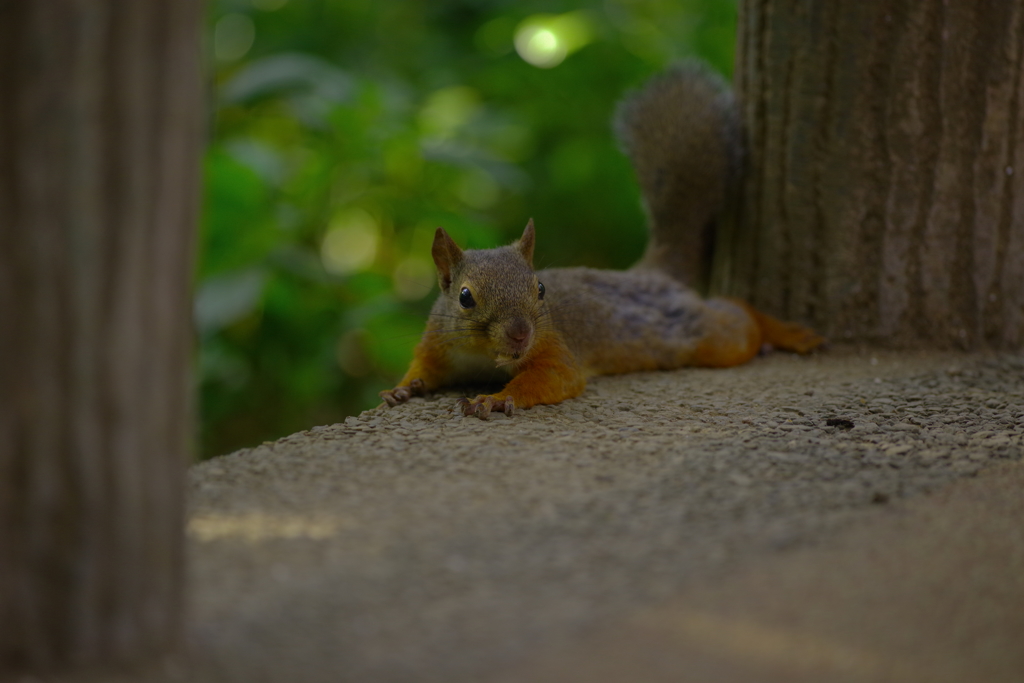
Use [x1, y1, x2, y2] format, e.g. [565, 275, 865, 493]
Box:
[200, 0, 738, 458]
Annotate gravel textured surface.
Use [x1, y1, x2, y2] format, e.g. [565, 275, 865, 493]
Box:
[183, 348, 1024, 682]
[489, 460, 1024, 683]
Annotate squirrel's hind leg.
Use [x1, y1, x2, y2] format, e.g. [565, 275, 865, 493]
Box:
[690, 298, 824, 368]
[690, 299, 761, 368]
[746, 306, 825, 354]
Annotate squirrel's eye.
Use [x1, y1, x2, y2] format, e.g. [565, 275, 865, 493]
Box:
[538, 282, 545, 300]
[459, 287, 475, 309]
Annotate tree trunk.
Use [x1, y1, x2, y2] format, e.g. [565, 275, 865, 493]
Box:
[712, 0, 1024, 350]
[0, 0, 202, 675]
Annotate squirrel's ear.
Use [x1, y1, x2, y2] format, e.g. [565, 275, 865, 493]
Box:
[517, 218, 536, 266]
[431, 227, 463, 291]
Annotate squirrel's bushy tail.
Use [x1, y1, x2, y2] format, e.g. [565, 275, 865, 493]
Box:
[614, 61, 743, 292]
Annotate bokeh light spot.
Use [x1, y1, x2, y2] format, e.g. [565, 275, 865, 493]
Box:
[418, 86, 480, 138]
[515, 26, 566, 68]
[214, 14, 255, 62]
[475, 15, 516, 56]
[514, 12, 593, 69]
[321, 208, 379, 275]
[393, 257, 436, 301]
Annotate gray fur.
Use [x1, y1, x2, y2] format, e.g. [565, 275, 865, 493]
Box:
[615, 61, 743, 291]
[538, 267, 708, 372]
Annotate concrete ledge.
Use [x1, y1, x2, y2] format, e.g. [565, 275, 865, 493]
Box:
[491, 460, 1024, 683]
[182, 349, 1023, 682]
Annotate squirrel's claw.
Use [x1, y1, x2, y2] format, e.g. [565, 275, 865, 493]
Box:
[380, 379, 427, 408]
[458, 395, 515, 419]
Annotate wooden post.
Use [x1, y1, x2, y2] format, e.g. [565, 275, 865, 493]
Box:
[0, 0, 202, 674]
[713, 0, 1024, 349]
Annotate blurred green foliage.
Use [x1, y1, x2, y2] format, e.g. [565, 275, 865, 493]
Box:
[200, 0, 737, 458]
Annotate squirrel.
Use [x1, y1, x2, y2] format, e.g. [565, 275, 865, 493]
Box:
[380, 62, 824, 419]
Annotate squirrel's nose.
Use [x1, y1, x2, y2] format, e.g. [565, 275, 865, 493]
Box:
[506, 318, 532, 343]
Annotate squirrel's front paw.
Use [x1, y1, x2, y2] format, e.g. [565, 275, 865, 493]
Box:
[380, 378, 426, 407]
[457, 395, 515, 419]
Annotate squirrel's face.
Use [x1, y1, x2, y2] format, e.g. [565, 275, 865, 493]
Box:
[431, 221, 547, 365]
[452, 249, 547, 364]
